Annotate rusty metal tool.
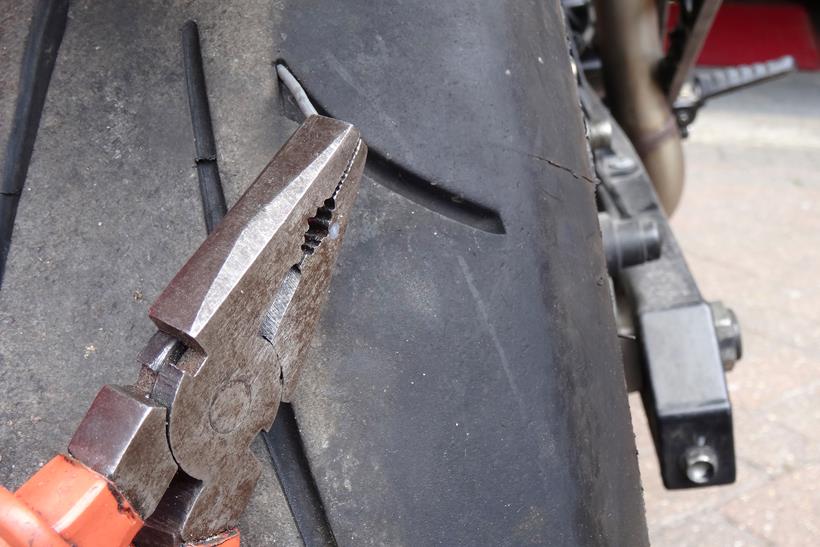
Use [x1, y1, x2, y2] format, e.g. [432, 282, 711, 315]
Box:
[0, 114, 367, 546]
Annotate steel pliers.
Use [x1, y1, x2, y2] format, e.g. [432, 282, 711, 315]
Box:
[0, 115, 367, 546]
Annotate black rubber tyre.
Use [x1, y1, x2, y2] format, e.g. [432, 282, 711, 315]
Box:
[0, 1, 648, 545]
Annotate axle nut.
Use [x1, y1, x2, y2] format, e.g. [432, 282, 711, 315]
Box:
[709, 301, 742, 371]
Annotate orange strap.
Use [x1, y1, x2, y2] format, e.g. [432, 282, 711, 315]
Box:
[0, 455, 142, 547]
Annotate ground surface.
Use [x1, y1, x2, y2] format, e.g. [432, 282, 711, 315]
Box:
[633, 72, 820, 546]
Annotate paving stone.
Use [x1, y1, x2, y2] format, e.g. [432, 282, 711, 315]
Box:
[721, 465, 820, 545]
[723, 332, 820, 411]
[760, 382, 820, 444]
[733, 408, 820, 477]
[649, 511, 766, 547]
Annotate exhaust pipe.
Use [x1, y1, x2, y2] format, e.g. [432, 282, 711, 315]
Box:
[593, 0, 685, 214]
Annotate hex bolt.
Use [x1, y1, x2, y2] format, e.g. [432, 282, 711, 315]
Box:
[709, 301, 743, 371]
[682, 445, 719, 485]
[587, 119, 613, 150]
[598, 213, 662, 273]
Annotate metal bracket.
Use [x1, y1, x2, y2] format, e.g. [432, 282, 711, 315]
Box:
[582, 84, 740, 489]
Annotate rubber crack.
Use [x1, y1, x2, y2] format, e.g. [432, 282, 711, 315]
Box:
[526, 152, 600, 186]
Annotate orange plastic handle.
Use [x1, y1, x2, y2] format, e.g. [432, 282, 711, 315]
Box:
[184, 529, 241, 546]
[0, 455, 143, 547]
[0, 455, 243, 547]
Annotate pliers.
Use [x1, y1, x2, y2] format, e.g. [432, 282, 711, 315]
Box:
[0, 114, 367, 546]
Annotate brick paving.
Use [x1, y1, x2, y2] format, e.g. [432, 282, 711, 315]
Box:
[632, 73, 820, 546]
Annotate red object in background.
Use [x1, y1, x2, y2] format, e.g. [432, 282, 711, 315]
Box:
[675, 2, 820, 70]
